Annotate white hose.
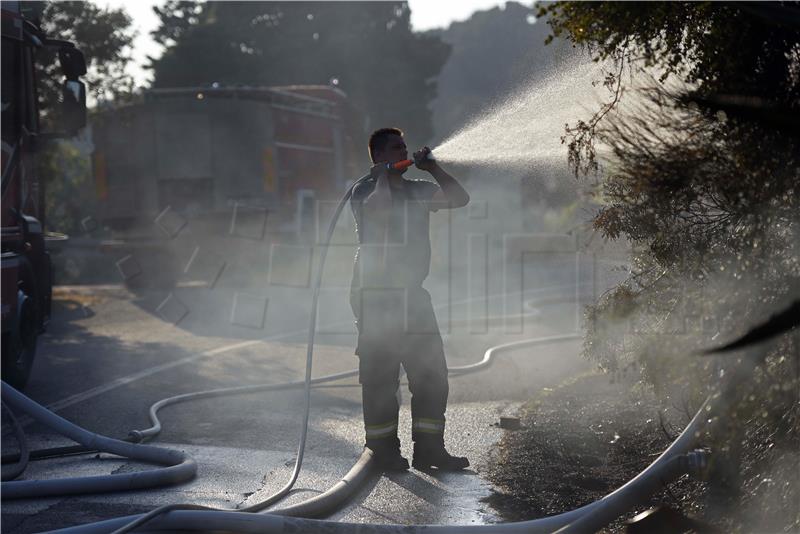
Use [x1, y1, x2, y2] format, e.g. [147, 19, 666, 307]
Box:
[14, 167, 756, 532]
[106, 173, 372, 534]
[44, 453, 699, 534]
[40, 382, 709, 534]
[130, 334, 580, 443]
[12, 165, 585, 532]
[101, 333, 581, 534]
[2, 175, 367, 528]
[0, 382, 197, 499]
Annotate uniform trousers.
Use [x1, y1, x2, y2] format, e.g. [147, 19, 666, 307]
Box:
[351, 285, 449, 449]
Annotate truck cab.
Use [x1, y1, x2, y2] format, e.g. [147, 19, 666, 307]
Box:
[1, 1, 87, 388]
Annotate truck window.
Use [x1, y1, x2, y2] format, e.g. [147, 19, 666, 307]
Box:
[1, 37, 21, 149]
[22, 46, 38, 133]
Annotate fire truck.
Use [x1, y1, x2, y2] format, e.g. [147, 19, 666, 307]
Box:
[90, 84, 364, 287]
[1, 1, 87, 388]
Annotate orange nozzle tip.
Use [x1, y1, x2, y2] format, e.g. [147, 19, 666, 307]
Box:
[391, 159, 414, 171]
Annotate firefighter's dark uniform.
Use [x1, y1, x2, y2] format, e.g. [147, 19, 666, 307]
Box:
[349, 177, 449, 455]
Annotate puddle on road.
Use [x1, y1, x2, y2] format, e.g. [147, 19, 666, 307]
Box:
[435, 470, 503, 524]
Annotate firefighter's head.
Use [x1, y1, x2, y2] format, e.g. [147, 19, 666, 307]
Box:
[369, 127, 408, 165]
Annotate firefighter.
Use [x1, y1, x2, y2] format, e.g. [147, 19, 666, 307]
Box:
[349, 127, 470, 471]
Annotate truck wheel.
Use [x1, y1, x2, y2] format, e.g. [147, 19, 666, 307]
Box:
[1, 290, 38, 389]
[1, 262, 39, 390]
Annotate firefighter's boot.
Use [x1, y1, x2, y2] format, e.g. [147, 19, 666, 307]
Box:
[411, 434, 469, 471]
[366, 437, 409, 471]
[362, 383, 408, 471]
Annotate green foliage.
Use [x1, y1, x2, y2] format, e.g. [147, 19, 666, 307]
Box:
[38, 141, 95, 235]
[26, 2, 132, 236]
[539, 2, 799, 102]
[151, 1, 204, 48]
[535, 1, 800, 382]
[539, 1, 800, 177]
[538, 4, 799, 524]
[35, 0, 135, 110]
[587, 105, 798, 412]
[148, 1, 450, 148]
[586, 117, 799, 523]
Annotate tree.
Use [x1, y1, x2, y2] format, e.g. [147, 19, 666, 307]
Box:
[151, 1, 204, 49]
[34, 1, 136, 108]
[26, 2, 134, 238]
[541, 2, 799, 102]
[40, 140, 96, 236]
[148, 1, 450, 148]
[538, 2, 800, 175]
[538, 3, 799, 529]
[535, 1, 800, 368]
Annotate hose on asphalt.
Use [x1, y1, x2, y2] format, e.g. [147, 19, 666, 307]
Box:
[39, 351, 729, 534]
[0, 286, 578, 466]
[100, 169, 579, 534]
[5, 166, 762, 532]
[0, 166, 581, 532]
[105, 172, 374, 534]
[1, 400, 29, 481]
[0, 382, 197, 499]
[0, 331, 580, 533]
[37, 330, 771, 534]
[552, 343, 773, 533]
[130, 334, 579, 445]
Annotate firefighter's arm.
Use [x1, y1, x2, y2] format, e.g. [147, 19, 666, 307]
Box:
[414, 147, 470, 209]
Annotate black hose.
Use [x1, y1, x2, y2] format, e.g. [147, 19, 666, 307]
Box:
[1, 439, 137, 465]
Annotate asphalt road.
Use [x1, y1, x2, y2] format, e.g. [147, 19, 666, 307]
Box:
[2, 276, 590, 533]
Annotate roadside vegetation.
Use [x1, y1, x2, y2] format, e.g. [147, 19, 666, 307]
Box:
[489, 3, 799, 531]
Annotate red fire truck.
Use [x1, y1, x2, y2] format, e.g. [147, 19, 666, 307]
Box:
[90, 84, 364, 287]
[1, 1, 87, 388]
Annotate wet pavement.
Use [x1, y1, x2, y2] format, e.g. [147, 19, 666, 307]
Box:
[1, 282, 589, 532]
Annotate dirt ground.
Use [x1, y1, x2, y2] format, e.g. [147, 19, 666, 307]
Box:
[484, 372, 709, 532]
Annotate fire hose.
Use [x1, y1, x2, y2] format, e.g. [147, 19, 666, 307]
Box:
[1, 155, 746, 532]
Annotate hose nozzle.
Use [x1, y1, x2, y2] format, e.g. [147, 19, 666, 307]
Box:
[387, 159, 414, 171]
[387, 150, 434, 172]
